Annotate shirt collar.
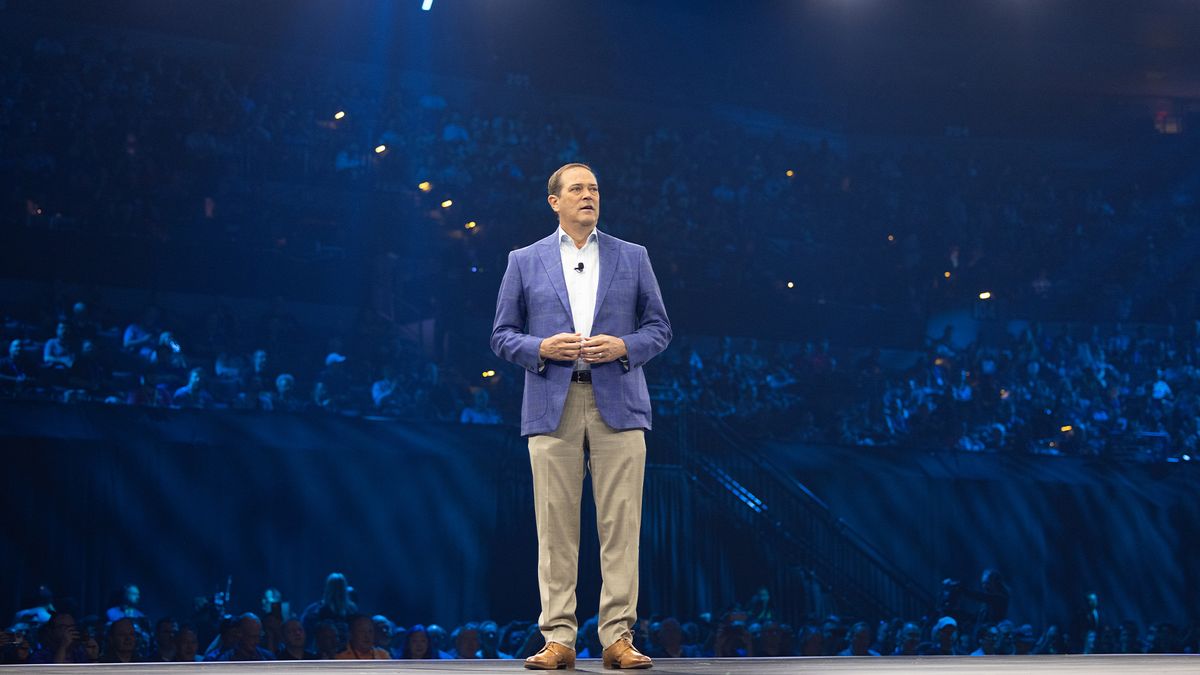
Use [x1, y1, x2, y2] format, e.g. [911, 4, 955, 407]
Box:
[557, 225, 599, 249]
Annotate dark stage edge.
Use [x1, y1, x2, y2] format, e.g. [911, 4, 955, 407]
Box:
[3, 656, 1199, 674]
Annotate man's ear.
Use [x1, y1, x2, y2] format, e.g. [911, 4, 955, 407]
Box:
[547, 194, 560, 212]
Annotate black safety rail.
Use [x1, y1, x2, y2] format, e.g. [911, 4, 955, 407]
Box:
[667, 411, 934, 621]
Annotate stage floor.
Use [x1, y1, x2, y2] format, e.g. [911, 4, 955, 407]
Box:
[2, 656, 1198, 675]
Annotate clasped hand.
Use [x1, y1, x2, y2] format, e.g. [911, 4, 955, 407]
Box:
[539, 333, 626, 364]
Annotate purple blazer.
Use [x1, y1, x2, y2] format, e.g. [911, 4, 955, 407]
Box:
[491, 230, 672, 436]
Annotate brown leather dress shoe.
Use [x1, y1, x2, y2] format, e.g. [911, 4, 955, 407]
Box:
[524, 642, 576, 670]
[602, 638, 652, 669]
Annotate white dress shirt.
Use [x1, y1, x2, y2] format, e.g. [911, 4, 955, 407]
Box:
[558, 226, 600, 371]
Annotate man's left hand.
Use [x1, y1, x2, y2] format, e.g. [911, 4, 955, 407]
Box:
[581, 335, 626, 364]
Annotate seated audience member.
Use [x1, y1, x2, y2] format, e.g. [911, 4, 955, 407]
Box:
[243, 349, 273, 406]
[147, 617, 178, 662]
[460, 388, 501, 424]
[317, 352, 351, 407]
[311, 621, 343, 659]
[123, 309, 161, 359]
[152, 331, 189, 376]
[892, 621, 922, 656]
[401, 625, 439, 659]
[919, 616, 958, 656]
[30, 612, 88, 663]
[80, 628, 101, 663]
[477, 620, 507, 659]
[371, 365, 400, 411]
[69, 301, 98, 342]
[372, 615, 393, 651]
[971, 624, 999, 656]
[714, 618, 754, 657]
[174, 625, 203, 662]
[450, 622, 480, 659]
[312, 381, 334, 410]
[276, 619, 317, 660]
[497, 622, 530, 660]
[1, 628, 33, 664]
[0, 340, 30, 386]
[267, 373, 305, 412]
[101, 618, 141, 663]
[335, 615, 390, 660]
[215, 613, 274, 661]
[838, 621, 880, 657]
[202, 615, 238, 661]
[1014, 624, 1038, 655]
[261, 609, 283, 655]
[173, 368, 215, 409]
[428, 624, 453, 659]
[43, 322, 77, 369]
[754, 620, 792, 657]
[649, 617, 697, 658]
[797, 625, 824, 656]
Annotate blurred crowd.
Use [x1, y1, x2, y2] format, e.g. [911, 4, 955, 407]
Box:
[655, 321, 1200, 461]
[6, 292, 1200, 460]
[0, 295, 501, 424]
[3, 23, 1200, 459]
[4, 571, 1195, 664]
[3, 26, 1199, 325]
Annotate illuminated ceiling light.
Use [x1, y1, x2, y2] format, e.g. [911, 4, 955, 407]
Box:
[786, 281, 795, 289]
[1060, 425, 1073, 433]
[374, 144, 387, 154]
[465, 221, 477, 229]
[979, 291, 992, 300]
[418, 181, 432, 192]
[887, 234, 895, 242]
[785, 170, 795, 177]
[421, 0, 433, 10]
[333, 111, 346, 120]
[943, 271, 952, 279]
[441, 199, 453, 208]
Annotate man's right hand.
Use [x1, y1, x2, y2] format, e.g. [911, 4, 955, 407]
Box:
[539, 332, 583, 361]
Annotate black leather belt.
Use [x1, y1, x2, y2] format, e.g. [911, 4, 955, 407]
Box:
[571, 370, 592, 383]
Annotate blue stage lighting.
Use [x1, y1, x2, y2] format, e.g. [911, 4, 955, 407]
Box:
[421, 0, 433, 10]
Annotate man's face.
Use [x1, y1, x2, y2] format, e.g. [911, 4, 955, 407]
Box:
[56, 323, 68, 340]
[408, 631, 429, 657]
[52, 614, 77, 642]
[238, 619, 262, 650]
[177, 629, 198, 657]
[283, 620, 306, 648]
[549, 167, 599, 231]
[125, 586, 140, 606]
[112, 621, 137, 652]
[253, 351, 268, 371]
[9, 341, 19, 359]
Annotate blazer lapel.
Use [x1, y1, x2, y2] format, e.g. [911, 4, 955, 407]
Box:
[536, 234, 573, 323]
[593, 232, 619, 322]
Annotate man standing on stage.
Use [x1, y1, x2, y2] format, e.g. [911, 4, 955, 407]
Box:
[492, 163, 671, 670]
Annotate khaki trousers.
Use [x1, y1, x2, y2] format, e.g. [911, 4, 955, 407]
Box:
[527, 382, 646, 650]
